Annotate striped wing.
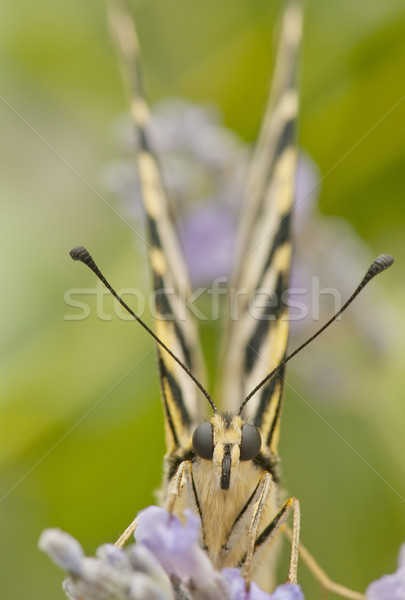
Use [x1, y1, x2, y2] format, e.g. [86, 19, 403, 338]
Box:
[219, 1, 302, 455]
[109, 0, 207, 454]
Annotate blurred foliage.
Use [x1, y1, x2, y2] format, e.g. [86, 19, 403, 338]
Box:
[1, 0, 405, 598]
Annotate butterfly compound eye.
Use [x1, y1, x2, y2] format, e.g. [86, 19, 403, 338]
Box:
[192, 422, 214, 459]
[240, 424, 261, 461]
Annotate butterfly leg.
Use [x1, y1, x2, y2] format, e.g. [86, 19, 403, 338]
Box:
[113, 459, 188, 547]
[219, 471, 274, 570]
[115, 461, 201, 548]
[220, 470, 299, 586]
[114, 517, 138, 548]
[249, 494, 301, 585]
[165, 460, 206, 548]
[283, 524, 365, 600]
[241, 472, 275, 587]
[166, 460, 190, 513]
[220, 471, 294, 588]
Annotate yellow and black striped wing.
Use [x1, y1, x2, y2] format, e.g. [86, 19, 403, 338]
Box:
[110, 0, 207, 454]
[219, 1, 302, 455]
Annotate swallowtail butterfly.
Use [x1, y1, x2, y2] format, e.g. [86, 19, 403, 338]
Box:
[71, 1, 393, 596]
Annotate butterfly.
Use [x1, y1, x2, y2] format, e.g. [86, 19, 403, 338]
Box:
[71, 0, 393, 596]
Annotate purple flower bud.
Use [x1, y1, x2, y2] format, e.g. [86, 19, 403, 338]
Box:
[135, 506, 216, 588]
[366, 544, 405, 600]
[179, 204, 237, 286]
[40, 509, 305, 599]
[222, 569, 304, 600]
[38, 529, 84, 576]
[222, 568, 272, 599]
[128, 545, 174, 598]
[96, 543, 131, 569]
[272, 583, 305, 600]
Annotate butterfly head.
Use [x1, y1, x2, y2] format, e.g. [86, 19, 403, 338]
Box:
[192, 413, 261, 490]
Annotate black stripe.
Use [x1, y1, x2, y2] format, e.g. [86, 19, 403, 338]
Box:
[253, 366, 285, 437]
[137, 124, 150, 154]
[147, 215, 161, 249]
[167, 448, 196, 481]
[222, 412, 234, 429]
[165, 367, 191, 426]
[190, 468, 206, 546]
[237, 476, 287, 568]
[260, 114, 296, 202]
[253, 500, 288, 551]
[244, 270, 287, 373]
[158, 356, 191, 451]
[160, 356, 191, 426]
[221, 444, 232, 490]
[266, 374, 284, 448]
[153, 273, 193, 370]
[243, 211, 291, 376]
[264, 211, 290, 274]
[173, 320, 192, 368]
[273, 117, 295, 175]
[253, 373, 277, 429]
[158, 355, 179, 447]
[252, 452, 279, 483]
[221, 477, 262, 552]
[153, 272, 174, 320]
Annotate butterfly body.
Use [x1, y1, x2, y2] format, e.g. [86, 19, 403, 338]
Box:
[68, 4, 393, 598]
[161, 411, 282, 589]
[109, 0, 302, 591]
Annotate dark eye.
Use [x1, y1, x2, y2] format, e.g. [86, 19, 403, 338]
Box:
[192, 422, 213, 459]
[240, 424, 261, 461]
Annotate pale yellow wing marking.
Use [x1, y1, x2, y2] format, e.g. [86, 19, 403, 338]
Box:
[109, 0, 207, 453]
[219, 1, 303, 454]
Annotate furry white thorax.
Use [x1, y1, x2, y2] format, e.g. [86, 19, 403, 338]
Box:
[162, 413, 282, 591]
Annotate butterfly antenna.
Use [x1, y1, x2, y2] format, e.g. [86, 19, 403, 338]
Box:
[239, 254, 394, 415]
[70, 246, 218, 414]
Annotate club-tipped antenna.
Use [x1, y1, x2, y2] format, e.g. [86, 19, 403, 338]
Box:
[238, 254, 394, 415]
[70, 246, 218, 414]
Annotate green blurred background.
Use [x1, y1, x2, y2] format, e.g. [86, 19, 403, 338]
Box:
[1, 0, 405, 598]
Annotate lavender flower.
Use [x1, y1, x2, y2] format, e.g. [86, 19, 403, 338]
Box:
[39, 506, 304, 600]
[271, 584, 305, 600]
[135, 506, 221, 591]
[366, 544, 405, 600]
[178, 204, 237, 286]
[39, 528, 171, 600]
[39, 528, 84, 576]
[223, 568, 303, 600]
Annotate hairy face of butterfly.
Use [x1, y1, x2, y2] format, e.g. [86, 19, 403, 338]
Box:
[192, 413, 261, 491]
